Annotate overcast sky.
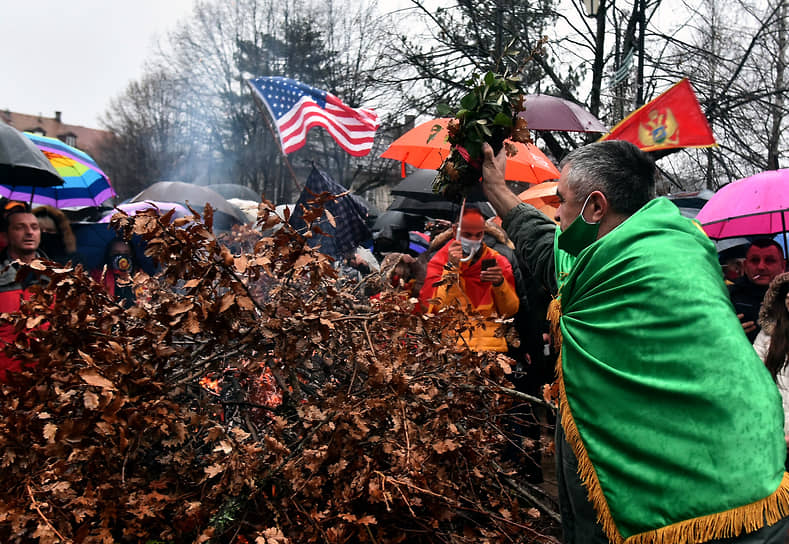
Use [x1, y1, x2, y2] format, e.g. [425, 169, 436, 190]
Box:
[1, 1, 197, 130]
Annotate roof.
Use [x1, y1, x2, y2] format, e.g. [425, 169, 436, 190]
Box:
[0, 110, 112, 157]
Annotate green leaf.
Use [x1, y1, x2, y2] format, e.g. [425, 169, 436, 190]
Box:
[460, 93, 478, 110]
[484, 71, 495, 86]
[476, 119, 488, 125]
[493, 113, 512, 127]
[466, 140, 482, 159]
[436, 103, 451, 116]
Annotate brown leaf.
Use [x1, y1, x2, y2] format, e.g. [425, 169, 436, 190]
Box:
[237, 296, 254, 310]
[43, 423, 58, 443]
[26, 315, 46, 328]
[234, 255, 249, 273]
[168, 301, 194, 316]
[79, 369, 116, 390]
[83, 391, 100, 410]
[325, 209, 336, 228]
[78, 349, 94, 365]
[204, 463, 224, 479]
[213, 440, 233, 454]
[219, 293, 235, 313]
[431, 439, 459, 454]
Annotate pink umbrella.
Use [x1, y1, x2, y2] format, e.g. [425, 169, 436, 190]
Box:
[519, 94, 607, 133]
[695, 170, 789, 244]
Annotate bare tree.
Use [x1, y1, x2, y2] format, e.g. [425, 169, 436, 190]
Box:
[98, 71, 188, 199]
[100, 0, 398, 205]
[653, 0, 789, 190]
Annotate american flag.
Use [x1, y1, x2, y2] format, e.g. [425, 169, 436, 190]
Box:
[247, 76, 379, 157]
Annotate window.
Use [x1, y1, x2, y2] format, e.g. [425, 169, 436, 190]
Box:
[63, 134, 77, 147]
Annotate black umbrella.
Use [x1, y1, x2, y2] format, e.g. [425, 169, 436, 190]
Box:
[390, 169, 446, 201]
[131, 181, 247, 229]
[388, 195, 495, 222]
[372, 210, 425, 235]
[666, 189, 714, 219]
[0, 122, 64, 187]
[204, 183, 260, 202]
[371, 210, 426, 256]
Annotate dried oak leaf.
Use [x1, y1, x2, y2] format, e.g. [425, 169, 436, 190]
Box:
[204, 463, 225, 479]
[431, 439, 459, 454]
[42, 423, 57, 443]
[79, 369, 116, 390]
[257, 526, 289, 543]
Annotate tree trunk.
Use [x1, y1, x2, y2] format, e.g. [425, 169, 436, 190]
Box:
[589, 0, 607, 117]
[767, 0, 787, 170]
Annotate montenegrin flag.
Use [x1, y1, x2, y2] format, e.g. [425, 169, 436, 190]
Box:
[600, 78, 716, 152]
[247, 76, 380, 157]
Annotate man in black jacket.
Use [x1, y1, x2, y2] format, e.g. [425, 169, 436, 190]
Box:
[729, 238, 786, 342]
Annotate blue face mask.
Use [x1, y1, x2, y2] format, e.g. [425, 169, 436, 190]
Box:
[556, 193, 600, 256]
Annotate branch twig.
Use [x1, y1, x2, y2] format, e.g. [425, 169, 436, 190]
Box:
[27, 484, 70, 543]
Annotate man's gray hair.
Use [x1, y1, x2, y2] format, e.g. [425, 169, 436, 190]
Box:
[560, 140, 656, 215]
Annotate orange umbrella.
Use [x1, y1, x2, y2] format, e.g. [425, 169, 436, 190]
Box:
[518, 181, 559, 223]
[381, 118, 560, 183]
[537, 203, 559, 223]
[517, 181, 558, 206]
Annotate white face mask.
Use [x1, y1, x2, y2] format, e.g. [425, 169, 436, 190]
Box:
[459, 236, 482, 257]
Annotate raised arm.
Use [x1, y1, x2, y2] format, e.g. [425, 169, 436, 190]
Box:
[480, 142, 558, 295]
[480, 143, 522, 218]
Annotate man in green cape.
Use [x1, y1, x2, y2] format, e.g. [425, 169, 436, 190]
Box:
[480, 140, 789, 544]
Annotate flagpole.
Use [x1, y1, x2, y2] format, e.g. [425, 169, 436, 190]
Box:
[247, 86, 303, 193]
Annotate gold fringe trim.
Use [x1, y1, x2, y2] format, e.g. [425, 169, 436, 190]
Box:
[547, 296, 562, 351]
[625, 472, 789, 544]
[557, 351, 789, 544]
[556, 352, 624, 543]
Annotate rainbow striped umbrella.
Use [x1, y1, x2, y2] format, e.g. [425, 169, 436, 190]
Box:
[0, 133, 115, 207]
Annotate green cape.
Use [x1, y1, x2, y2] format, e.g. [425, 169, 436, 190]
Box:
[552, 197, 789, 543]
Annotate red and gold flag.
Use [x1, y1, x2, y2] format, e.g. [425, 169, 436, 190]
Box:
[600, 79, 716, 152]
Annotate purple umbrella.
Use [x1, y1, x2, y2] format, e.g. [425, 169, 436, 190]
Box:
[520, 94, 607, 133]
[100, 201, 192, 223]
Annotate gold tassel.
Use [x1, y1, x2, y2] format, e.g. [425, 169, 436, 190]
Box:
[557, 349, 789, 544]
[547, 296, 563, 351]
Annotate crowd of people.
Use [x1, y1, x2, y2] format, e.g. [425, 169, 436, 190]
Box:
[3, 139, 789, 542]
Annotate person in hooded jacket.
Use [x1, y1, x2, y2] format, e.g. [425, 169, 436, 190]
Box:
[419, 207, 519, 353]
[32, 205, 78, 265]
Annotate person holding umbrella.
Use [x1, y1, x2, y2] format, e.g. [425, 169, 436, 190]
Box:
[479, 139, 789, 544]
